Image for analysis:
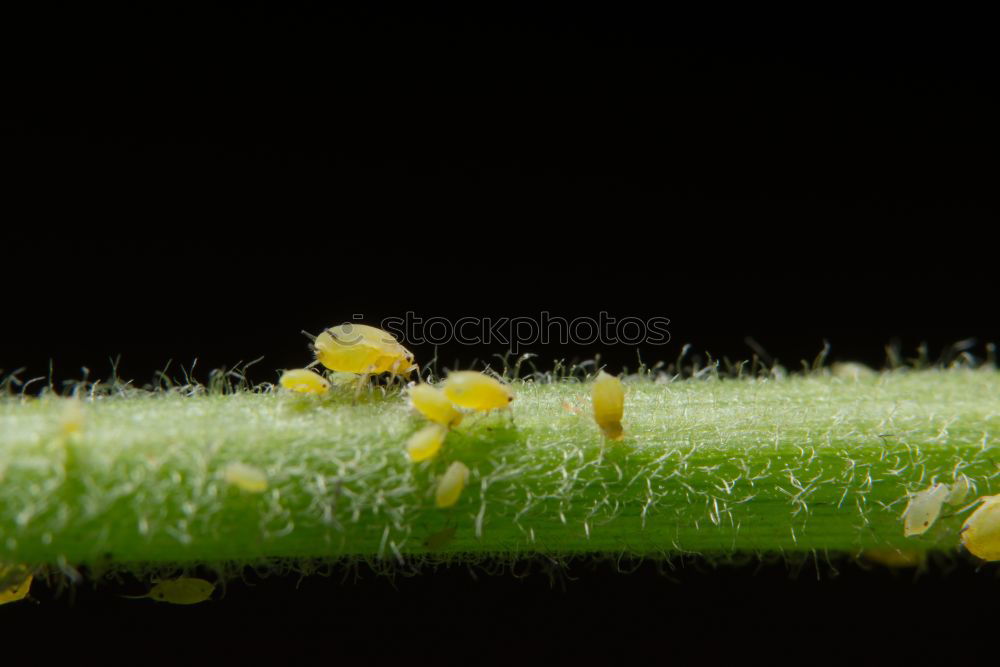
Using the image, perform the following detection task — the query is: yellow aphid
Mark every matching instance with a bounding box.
[902,483,950,537]
[961,494,1000,561]
[313,323,417,377]
[409,384,462,427]
[435,461,470,508]
[945,474,972,506]
[406,423,448,463]
[591,370,625,440]
[223,462,268,493]
[125,577,215,605]
[0,564,32,605]
[442,371,513,411]
[279,368,330,394]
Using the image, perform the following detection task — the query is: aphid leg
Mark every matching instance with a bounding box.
[300,330,317,342]
[389,362,413,392]
[352,373,370,401]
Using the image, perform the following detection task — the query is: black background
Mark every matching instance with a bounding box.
[1,4,997,663]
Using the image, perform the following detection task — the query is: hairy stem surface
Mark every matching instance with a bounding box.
[1,370,998,569]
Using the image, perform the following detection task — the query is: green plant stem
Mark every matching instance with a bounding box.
[1,369,998,568]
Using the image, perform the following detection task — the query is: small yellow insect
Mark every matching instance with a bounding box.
[441,371,513,411]
[124,577,215,605]
[406,423,448,463]
[435,461,470,508]
[223,462,268,493]
[902,483,950,537]
[312,324,418,377]
[0,564,32,605]
[961,494,1000,561]
[591,370,625,440]
[409,384,463,427]
[279,368,330,394]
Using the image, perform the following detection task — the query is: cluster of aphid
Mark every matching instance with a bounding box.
[279,323,421,396]
[902,475,1000,561]
[407,371,513,508]
[276,323,626,510]
[1,322,632,607]
[278,324,520,509]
